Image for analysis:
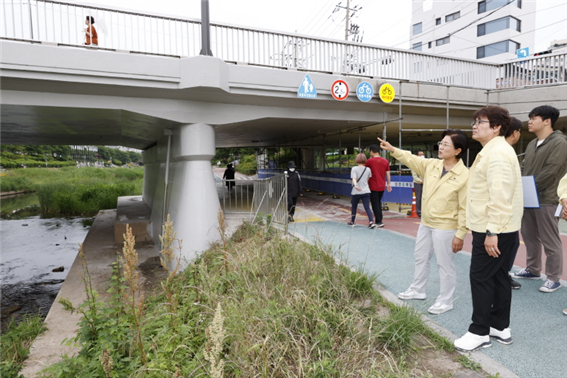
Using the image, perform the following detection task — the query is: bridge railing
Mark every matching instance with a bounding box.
[2,0,565,90]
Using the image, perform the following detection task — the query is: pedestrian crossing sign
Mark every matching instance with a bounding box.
[298,74,317,99]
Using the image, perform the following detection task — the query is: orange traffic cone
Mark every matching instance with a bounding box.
[409,189,419,218]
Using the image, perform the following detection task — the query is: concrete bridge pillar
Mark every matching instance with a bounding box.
[143,123,221,271]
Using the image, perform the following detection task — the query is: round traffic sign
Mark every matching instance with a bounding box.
[356,82,374,102]
[331,80,349,101]
[378,83,395,103]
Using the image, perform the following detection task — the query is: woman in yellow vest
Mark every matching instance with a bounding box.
[377,130,469,315]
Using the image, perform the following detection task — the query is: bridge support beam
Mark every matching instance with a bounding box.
[143,123,220,271]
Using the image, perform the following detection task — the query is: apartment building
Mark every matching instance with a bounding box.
[410,0,537,62]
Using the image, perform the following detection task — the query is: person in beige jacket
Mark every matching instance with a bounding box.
[454,106,523,353]
[377,129,469,315]
[558,173,567,316]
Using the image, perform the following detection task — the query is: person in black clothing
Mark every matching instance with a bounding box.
[223,163,235,191]
[287,161,303,222]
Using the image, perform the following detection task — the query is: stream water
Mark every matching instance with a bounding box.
[0,194,92,327]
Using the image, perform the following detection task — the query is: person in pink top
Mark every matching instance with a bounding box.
[365,144,392,227]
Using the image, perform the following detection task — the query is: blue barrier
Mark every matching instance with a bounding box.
[258,169,414,205]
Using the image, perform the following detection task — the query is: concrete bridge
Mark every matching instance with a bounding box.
[2,0,566,267]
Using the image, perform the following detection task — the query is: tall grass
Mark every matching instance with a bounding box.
[0,314,46,378]
[41,222,446,377]
[1,167,143,216]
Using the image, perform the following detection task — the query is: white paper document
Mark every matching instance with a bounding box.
[556,204,563,217]
[522,176,539,209]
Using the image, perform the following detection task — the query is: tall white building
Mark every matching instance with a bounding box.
[409,0,564,63]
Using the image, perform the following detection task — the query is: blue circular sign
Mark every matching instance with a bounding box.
[356,82,374,102]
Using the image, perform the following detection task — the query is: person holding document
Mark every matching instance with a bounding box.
[377,130,469,315]
[454,106,523,352]
[512,105,567,293]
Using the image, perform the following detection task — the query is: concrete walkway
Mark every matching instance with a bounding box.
[289,191,567,378]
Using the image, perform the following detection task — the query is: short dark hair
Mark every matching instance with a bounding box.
[528,105,559,128]
[506,117,522,137]
[86,16,95,24]
[442,129,469,160]
[369,144,380,153]
[473,106,510,136]
[355,153,368,164]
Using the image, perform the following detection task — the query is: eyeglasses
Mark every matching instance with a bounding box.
[437,141,453,148]
[471,119,490,126]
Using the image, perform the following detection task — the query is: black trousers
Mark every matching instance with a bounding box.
[288,195,298,216]
[469,231,519,336]
[370,190,384,223]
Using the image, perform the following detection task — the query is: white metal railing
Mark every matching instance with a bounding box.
[219,174,288,229]
[1,0,565,90]
[497,53,567,89]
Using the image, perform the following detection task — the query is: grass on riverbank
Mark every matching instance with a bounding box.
[39,220,467,378]
[0,314,46,378]
[0,167,143,216]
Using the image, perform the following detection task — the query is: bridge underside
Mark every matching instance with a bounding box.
[2,40,566,267]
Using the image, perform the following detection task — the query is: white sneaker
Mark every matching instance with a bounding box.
[428,302,453,315]
[397,289,426,300]
[489,327,513,345]
[454,332,491,352]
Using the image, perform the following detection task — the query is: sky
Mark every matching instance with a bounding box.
[78,0,567,55]
[81,0,415,49]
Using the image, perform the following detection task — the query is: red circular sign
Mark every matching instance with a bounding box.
[331,80,349,101]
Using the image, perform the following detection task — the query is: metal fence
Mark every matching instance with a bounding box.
[219,174,288,230]
[2,0,565,90]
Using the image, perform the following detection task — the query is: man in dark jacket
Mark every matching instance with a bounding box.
[513,105,567,293]
[223,163,236,191]
[287,161,303,222]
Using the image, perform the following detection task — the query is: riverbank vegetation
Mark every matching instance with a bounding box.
[1,145,142,169]
[0,314,46,377]
[36,220,482,378]
[0,167,143,217]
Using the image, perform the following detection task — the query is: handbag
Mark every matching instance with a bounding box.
[352,167,367,187]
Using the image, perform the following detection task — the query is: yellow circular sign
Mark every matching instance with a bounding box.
[378,83,395,103]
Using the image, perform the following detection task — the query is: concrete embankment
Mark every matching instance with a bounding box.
[20,209,159,377]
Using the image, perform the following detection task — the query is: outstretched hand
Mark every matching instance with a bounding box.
[377,137,394,152]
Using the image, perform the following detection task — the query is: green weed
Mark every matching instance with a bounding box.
[456,353,482,371]
[0,314,46,378]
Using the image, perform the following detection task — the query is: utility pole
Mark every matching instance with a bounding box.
[334,1,362,41]
[345,0,350,41]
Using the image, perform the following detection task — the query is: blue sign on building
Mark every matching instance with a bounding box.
[297,74,317,99]
[356,82,374,102]
[517,47,529,59]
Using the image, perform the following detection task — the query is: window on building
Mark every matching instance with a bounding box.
[478,0,521,14]
[477,16,521,36]
[413,22,423,35]
[436,36,450,46]
[445,11,460,22]
[412,42,423,51]
[477,40,520,59]
[436,18,441,25]
[428,41,432,48]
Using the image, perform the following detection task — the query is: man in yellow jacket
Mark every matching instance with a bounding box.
[454,106,523,352]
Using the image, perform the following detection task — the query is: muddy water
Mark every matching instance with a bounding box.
[0,194,92,325]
